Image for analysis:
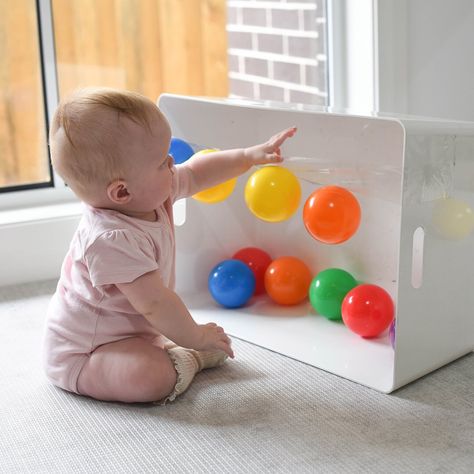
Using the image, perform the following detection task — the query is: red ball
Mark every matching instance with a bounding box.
[341,284,394,338]
[232,247,272,295]
[264,256,312,305]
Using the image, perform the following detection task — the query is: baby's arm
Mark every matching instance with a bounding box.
[183,126,296,196]
[116,270,234,358]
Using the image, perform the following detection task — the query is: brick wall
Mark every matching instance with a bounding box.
[227,0,328,106]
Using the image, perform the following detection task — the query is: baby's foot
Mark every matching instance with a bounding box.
[190,349,228,371]
[164,342,228,371]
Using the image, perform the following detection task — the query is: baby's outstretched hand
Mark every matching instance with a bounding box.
[195,323,235,358]
[244,126,297,166]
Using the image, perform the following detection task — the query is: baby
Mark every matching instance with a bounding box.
[43,87,296,404]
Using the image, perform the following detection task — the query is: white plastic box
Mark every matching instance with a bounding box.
[159,94,474,393]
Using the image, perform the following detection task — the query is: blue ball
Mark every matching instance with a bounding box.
[168,137,194,164]
[208,259,256,309]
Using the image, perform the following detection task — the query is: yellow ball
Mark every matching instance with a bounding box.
[432,197,474,240]
[192,149,237,204]
[245,166,301,222]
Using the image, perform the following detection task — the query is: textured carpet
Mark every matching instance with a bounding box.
[0,280,473,473]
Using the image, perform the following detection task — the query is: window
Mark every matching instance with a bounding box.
[1,0,333,201]
[0,0,339,287]
[0,0,50,191]
[0,0,228,200]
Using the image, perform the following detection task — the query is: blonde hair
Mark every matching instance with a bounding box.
[49,87,164,195]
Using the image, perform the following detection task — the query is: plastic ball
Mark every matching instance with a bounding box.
[208,259,255,309]
[389,319,396,349]
[308,268,357,321]
[341,284,394,338]
[264,256,312,305]
[168,137,194,164]
[245,166,301,222]
[232,247,272,295]
[432,197,474,240]
[303,185,361,244]
[192,149,237,203]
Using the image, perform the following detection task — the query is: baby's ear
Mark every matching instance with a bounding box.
[107,179,131,204]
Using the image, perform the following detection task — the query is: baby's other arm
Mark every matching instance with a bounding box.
[183,126,296,196]
[116,271,234,358]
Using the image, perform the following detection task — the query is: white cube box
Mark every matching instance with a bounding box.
[159,94,474,393]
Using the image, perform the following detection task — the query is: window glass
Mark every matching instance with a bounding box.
[51,0,229,100]
[0,0,329,194]
[0,0,50,189]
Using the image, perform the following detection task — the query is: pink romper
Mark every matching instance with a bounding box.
[42,166,192,394]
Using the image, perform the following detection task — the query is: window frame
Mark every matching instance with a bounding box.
[0,0,78,212]
[326,0,377,113]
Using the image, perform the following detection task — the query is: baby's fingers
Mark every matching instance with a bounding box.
[269,126,297,148]
[213,327,231,344]
[214,330,234,358]
[217,339,235,358]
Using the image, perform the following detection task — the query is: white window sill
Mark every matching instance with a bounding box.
[0,201,83,227]
[0,201,83,287]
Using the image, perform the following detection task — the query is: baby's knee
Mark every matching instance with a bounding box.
[128,350,177,402]
[78,344,177,403]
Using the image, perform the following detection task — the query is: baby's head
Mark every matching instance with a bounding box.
[50,87,172,209]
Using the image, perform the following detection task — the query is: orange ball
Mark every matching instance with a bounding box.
[303,185,361,244]
[264,256,312,305]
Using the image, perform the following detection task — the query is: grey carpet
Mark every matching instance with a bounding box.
[0,280,473,474]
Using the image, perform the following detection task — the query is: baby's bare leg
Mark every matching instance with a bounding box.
[77,337,177,403]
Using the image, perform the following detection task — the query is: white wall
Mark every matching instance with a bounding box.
[377,0,474,121]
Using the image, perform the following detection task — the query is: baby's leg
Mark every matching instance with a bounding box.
[77,337,177,403]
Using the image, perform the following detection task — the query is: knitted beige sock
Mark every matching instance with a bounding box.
[159,347,199,404]
[158,346,229,404]
[190,349,228,370]
[163,342,228,370]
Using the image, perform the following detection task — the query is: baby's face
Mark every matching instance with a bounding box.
[124,113,174,212]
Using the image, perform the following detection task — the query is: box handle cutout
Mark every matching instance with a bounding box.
[411,226,425,289]
[173,199,186,226]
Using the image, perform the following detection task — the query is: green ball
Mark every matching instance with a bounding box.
[309,268,357,320]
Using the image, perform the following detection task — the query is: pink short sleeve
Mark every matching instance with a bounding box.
[85,229,158,287]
